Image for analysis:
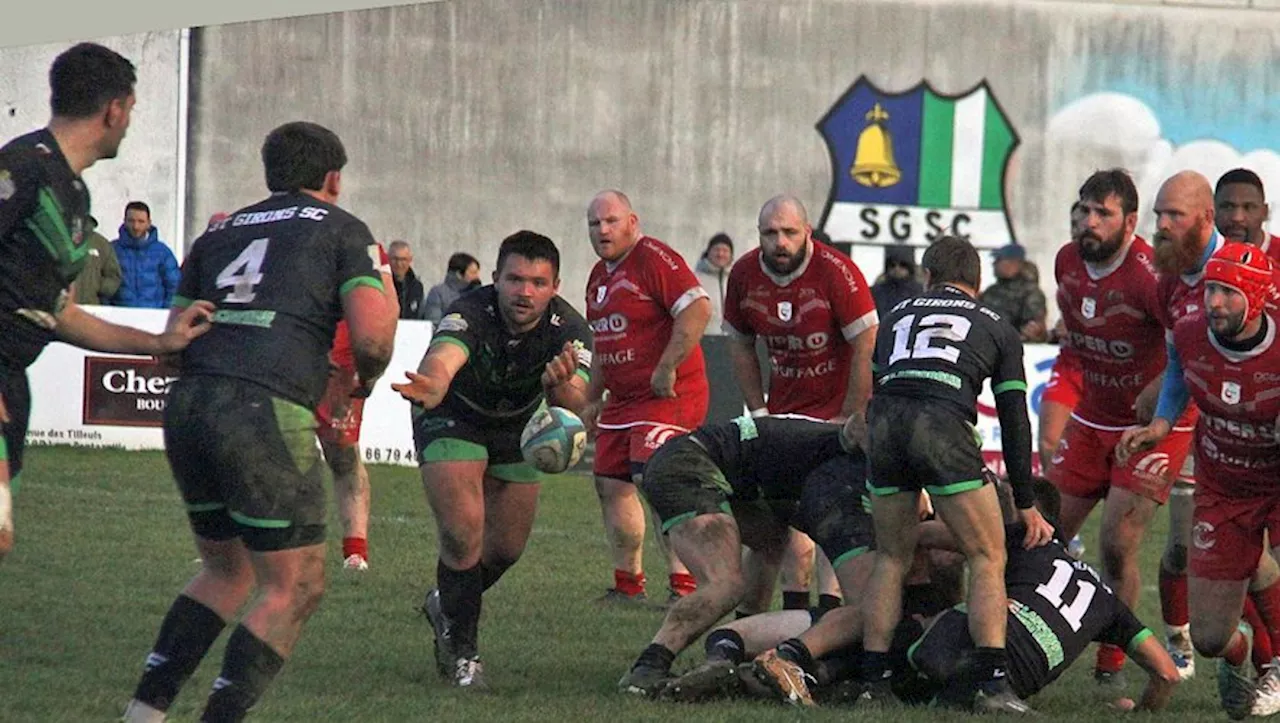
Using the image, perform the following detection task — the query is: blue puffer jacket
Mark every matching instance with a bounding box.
[111,224,181,309]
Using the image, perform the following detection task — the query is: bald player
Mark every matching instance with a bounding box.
[722,194,879,615]
[583,190,712,604]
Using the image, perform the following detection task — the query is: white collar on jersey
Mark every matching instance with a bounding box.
[1208,312,1275,363]
[1181,231,1225,287]
[757,238,815,287]
[1083,236,1135,281]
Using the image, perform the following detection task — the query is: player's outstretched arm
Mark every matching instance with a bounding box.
[55,299,215,355]
[1128,633,1181,711]
[542,341,591,416]
[652,297,711,398]
[391,342,467,411]
[344,284,397,395]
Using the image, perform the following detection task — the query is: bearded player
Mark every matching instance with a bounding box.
[1047,169,1195,691]
[1121,242,1280,719]
[721,195,878,615]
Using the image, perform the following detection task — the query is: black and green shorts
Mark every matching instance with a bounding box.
[640,435,732,532]
[865,395,988,499]
[794,453,876,570]
[411,407,540,484]
[164,375,326,552]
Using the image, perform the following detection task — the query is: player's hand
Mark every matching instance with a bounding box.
[156,300,216,352]
[1018,506,1054,549]
[650,363,677,398]
[391,371,436,407]
[578,399,603,439]
[542,342,579,390]
[1021,320,1047,342]
[917,490,935,521]
[1116,419,1172,466]
[840,413,867,452]
[1132,385,1160,425]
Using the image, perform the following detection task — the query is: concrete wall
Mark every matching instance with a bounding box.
[185,0,1280,319]
[0,32,184,258]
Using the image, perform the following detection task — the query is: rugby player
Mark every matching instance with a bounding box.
[392,231,592,688]
[1216,168,1280,264]
[122,121,397,722]
[583,190,711,604]
[0,43,215,562]
[1048,170,1196,688]
[856,234,1053,714]
[723,194,878,613]
[1122,241,1280,719]
[616,414,867,696]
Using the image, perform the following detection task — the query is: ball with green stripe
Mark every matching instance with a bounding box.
[520,406,587,474]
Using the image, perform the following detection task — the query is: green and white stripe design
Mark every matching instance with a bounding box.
[917,86,1016,211]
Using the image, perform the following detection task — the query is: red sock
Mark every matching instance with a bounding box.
[1244,597,1273,671]
[1159,566,1189,627]
[614,569,646,596]
[669,572,697,597]
[1250,580,1280,659]
[1095,643,1126,674]
[342,537,367,560]
[1225,628,1250,667]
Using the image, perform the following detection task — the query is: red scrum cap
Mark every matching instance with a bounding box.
[1205,241,1274,323]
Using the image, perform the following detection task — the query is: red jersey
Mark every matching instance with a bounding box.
[1261,234,1280,266]
[1055,237,1169,429]
[1172,310,1280,497]
[330,242,391,370]
[586,235,710,426]
[722,240,878,419]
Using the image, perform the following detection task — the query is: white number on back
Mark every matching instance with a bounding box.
[215,237,270,303]
[887,313,973,366]
[1034,558,1097,632]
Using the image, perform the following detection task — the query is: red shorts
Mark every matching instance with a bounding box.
[1041,354,1083,409]
[1189,484,1280,581]
[315,363,365,448]
[1048,418,1192,504]
[593,423,692,481]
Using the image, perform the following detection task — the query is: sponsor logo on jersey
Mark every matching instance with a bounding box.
[437,313,468,333]
[777,301,793,322]
[590,313,628,334]
[1081,297,1096,319]
[596,285,607,304]
[1192,521,1216,551]
[816,76,1019,247]
[1221,381,1241,405]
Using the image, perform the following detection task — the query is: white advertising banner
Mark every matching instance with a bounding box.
[25,306,1066,471]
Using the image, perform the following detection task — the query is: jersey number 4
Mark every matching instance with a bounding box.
[216,238,269,303]
[1035,558,1097,632]
[887,313,972,365]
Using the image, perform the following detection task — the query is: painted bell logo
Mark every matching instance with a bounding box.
[777,301,793,322]
[816,77,1019,247]
[1221,381,1241,405]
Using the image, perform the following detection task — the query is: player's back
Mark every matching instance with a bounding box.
[692,415,851,499]
[177,193,381,409]
[872,285,1021,424]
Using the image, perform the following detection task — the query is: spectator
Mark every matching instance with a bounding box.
[110,201,179,308]
[870,244,923,315]
[979,243,1048,342]
[694,233,734,336]
[73,214,122,305]
[387,240,428,319]
[422,250,480,323]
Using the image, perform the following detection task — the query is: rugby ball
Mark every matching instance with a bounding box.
[520,406,588,474]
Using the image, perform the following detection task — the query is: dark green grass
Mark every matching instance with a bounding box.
[0,447,1230,721]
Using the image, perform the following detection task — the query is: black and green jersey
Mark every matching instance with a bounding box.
[691,415,857,502]
[174,192,384,409]
[0,129,93,370]
[430,286,592,423]
[1003,522,1151,698]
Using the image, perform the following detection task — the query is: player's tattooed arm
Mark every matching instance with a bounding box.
[391,342,467,410]
[652,297,711,398]
[57,299,215,355]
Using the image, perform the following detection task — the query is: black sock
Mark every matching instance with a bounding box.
[818,593,843,611]
[814,647,862,686]
[133,595,227,711]
[199,625,285,723]
[859,650,893,683]
[777,638,817,675]
[479,561,511,592]
[704,629,746,665]
[971,646,1009,686]
[782,591,810,610]
[437,559,483,657]
[635,643,676,673]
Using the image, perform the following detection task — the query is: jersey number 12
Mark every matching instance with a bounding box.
[887,313,972,366]
[216,238,270,303]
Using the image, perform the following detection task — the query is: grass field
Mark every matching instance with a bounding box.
[0,446,1240,721]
